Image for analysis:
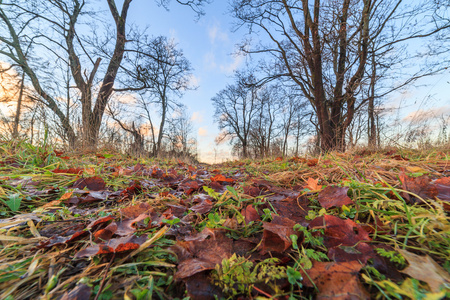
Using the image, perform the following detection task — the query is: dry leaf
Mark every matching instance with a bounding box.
[397,249,450,292]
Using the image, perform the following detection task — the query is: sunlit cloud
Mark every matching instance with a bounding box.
[198,127,208,136]
[402,106,450,124]
[191,111,204,123]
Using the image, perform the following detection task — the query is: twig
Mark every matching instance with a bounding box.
[94,253,115,300]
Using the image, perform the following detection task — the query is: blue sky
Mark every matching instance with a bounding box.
[102,1,449,162]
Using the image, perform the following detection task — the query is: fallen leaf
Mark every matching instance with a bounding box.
[75,235,148,258]
[94,222,117,243]
[399,173,438,203]
[115,214,149,236]
[242,205,260,223]
[397,249,450,293]
[309,215,371,248]
[269,196,310,226]
[52,168,84,175]
[72,176,106,191]
[304,177,322,191]
[121,203,154,219]
[171,229,233,279]
[318,186,353,209]
[210,174,234,183]
[260,215,300,254]
[301,261,369,300]
[307,159,318,167]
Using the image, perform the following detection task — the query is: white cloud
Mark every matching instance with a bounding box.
[191,111,204,123]
[402,105,450,124]
[220,54,245,74]
[208,23,229,45]
[198,127,208,136]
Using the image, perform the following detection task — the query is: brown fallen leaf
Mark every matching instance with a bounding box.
[210,174,234,183]
[302,260,369,300]
[115,214,149,236]
[397,249,450,293]
[309,215,371,249]
[72,176,106,191]
[75,235,147,258]
[304,177,322,191]
[260,215,300,254]
[93,222,117,243]
[120,202,154,219]
[318,186,353,209]
[242,204,260,223]
[399,173,438,203]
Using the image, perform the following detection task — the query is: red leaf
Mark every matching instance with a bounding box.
[210,174,235,183]
[260,215,300,254]
[72,176,106,191]
[301,261,369,299]
[308,215,371,249]
[242,205,260,223]
[399,173,438,203]
[94,222,117,243]
[52,168,84,175]
[87,216,114,229]
[75,235,147,258]
[318,186,353,209]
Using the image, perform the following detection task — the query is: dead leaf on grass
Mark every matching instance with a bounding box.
[72,176,106,191]
[397,249,450,293]
[318,186,353,209]
[302,260,369,300]
[260,215,300,254]
[304,177,322,191]
[75,235,147,258]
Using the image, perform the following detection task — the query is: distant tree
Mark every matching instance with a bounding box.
[117,36,195,156]
[165,109,197,159]
[212,72,259,158]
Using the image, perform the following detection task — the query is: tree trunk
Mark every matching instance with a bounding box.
[12,71,25,138]
[368,52,377,147]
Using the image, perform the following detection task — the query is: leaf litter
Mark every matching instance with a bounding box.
[0,142,449,299]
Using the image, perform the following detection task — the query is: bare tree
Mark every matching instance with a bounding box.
[212,72,260,158]
[118,36,195,156]
[230,0,450,151]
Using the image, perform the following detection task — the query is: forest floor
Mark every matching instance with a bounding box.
[0,140,449,300]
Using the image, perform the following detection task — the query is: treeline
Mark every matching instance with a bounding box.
[1,0,449,161]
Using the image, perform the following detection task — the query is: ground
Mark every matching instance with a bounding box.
[0,141,449,299]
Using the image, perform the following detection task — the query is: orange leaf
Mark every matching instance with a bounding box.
[304,177,322,191]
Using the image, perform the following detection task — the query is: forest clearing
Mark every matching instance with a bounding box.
[0,141,449,299]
